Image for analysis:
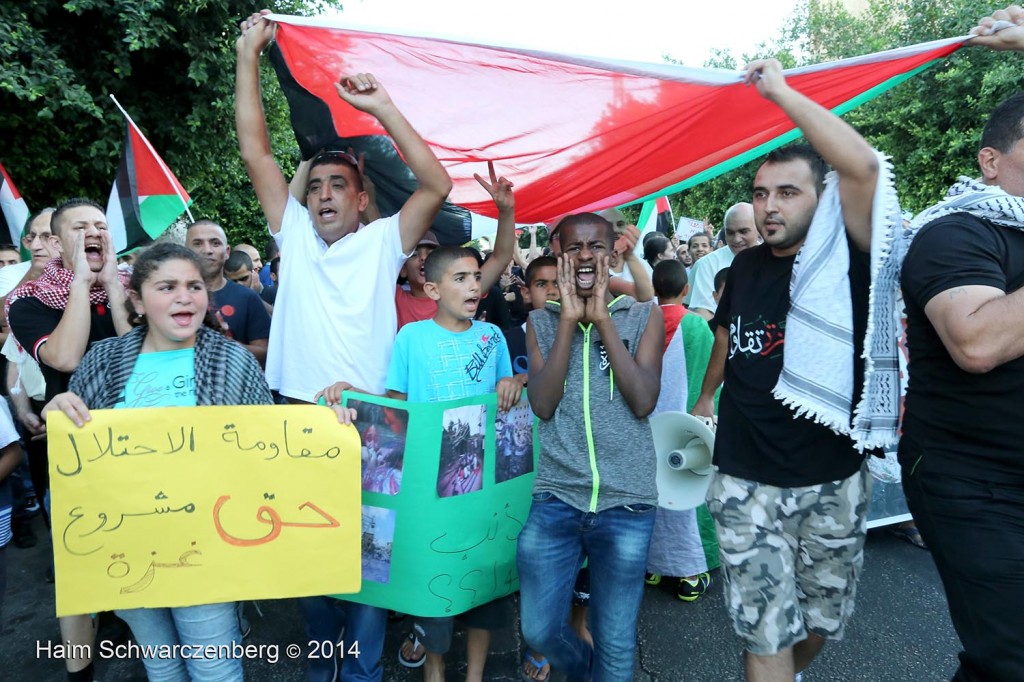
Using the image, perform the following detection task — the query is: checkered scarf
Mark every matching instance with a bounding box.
[773,150,903,452]
[5,257,131,315]
[69,325,273,408]
[906,176,1024,235]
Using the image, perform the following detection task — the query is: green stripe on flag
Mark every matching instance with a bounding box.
[139,195,190,239]
[635,199,656,232]
[621,58,946,207]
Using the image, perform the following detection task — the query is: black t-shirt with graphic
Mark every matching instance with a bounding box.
[899,213,1024,484]
[712,238,868,487]
[9,296,119,401]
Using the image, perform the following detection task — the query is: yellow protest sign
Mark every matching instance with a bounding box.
[48,405,361,617]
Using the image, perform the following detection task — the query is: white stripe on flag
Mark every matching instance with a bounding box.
[0,178,28,246]
[106,182,128,253]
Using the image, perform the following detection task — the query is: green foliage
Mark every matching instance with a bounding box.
[0,0,341,247]
[667,0,1023,220]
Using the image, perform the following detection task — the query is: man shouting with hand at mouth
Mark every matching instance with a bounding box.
[7,197,131,682]
[518,212,664,682]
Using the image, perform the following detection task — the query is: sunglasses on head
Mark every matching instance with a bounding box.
[311,149,360,169]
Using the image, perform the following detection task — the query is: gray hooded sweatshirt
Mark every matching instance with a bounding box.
[529,296,658,513]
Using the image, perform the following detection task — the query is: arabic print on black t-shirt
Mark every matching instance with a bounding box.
[711,240,867,488]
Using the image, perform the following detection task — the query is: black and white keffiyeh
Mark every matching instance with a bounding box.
[69,326,273,408]
[906,176,1024,234]
[773,150,903,452]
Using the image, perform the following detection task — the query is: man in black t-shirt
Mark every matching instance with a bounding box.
[692,60,879,682]
[186,220,270,366]
[8,197,130,682]
[898,11,1024,680]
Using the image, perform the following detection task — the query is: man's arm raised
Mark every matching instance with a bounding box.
[744,59,878,252]
[332,73,452,253]
[236,11,289,234]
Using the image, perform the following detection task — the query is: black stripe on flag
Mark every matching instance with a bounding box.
[117,127,152,251]
[267,45,471,246]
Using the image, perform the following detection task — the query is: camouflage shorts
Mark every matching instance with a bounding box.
[706,464,870,655]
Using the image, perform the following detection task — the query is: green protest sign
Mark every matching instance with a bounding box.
[335,391,537,617]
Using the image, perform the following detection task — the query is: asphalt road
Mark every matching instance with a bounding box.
[1,514,959,681]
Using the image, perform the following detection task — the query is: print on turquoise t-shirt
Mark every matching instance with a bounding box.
[114,348,197,408]
[386,319,512,403]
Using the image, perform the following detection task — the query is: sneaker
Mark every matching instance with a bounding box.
[644,572,662,586]
[676,572,712,602]
[22,495,40,516]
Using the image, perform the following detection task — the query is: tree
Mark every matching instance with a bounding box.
[668,0,1023,221]
[0,0,341,247]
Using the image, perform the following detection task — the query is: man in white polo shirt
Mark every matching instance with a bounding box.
[688,203,758,320]
[235,11,452,682]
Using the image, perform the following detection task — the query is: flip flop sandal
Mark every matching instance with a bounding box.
[521,651,551,682]
[398,631,426,668]
[887,525,928,550]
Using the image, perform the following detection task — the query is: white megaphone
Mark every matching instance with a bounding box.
[649,411,716,511]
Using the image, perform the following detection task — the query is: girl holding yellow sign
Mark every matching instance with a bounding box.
[44,242,273,681]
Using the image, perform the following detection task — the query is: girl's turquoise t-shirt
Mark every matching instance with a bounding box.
[113,348,197,408]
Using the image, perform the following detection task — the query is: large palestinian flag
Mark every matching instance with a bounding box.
[0,162,29,247]
[264,13,968,242]
[106,107,192,253]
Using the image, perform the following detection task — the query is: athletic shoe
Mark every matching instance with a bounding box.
[22,495,40,515]
[644,572,662,586]
[676,572,712,602]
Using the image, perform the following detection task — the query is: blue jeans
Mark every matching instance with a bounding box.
[298,597,386,682]
[115,602,241,681]
[517,493,656,682]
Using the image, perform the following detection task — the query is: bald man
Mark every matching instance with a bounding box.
[688,203,758,319]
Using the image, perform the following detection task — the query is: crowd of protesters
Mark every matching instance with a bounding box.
[1,5,1023,682]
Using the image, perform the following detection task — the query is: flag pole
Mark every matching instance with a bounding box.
[109,94,195,224]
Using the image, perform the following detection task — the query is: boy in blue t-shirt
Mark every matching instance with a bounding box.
[321,245,520,682]
[386,245,519,407]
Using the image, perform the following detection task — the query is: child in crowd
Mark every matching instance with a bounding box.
[395,163,517,329]
[321,244,522,682]
[43,243,273,680]
[644,259,720,601]
[709,267,730,332]
[518,213,663,681]
[504,255,559,385]
[504,256,591,682]
[712,266,729,308]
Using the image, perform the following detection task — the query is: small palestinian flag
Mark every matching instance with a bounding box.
[636,196,674,238]
[0,162,29,247]
[106,103,191,253]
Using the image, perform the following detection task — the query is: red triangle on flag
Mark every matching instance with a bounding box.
[128,124,189,200]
